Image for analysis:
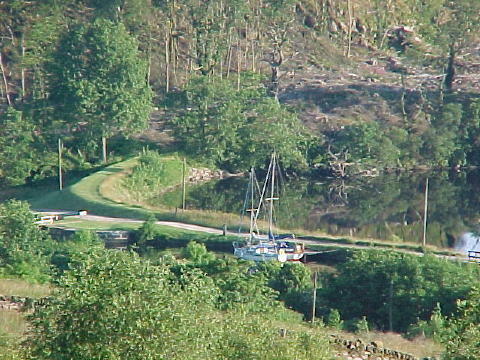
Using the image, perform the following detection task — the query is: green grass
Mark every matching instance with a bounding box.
[0,311,27,340]
[28,158,157,219]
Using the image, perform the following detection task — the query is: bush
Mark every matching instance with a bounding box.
[319,250,480,332]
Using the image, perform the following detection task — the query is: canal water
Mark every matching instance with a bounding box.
[158,169,480,253]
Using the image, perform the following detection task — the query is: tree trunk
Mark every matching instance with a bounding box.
[444,44,456,92]
[0,52,12,105]
[165,31,170,93]
[237,40,241,90]
[346,0,353,57]
[270,65,280,101]
[21,34,26,101]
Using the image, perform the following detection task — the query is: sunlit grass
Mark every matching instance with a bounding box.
[0,311,27,339]
[0,279,50,298]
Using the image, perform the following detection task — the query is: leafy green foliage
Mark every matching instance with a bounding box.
[50,230,104,274]
[133,214,158,250]
[406,303,446,342]
[319,250,480,332]
[48,18,153,160]
[122,150,183,202]
[421,103,463,167]
[0,108,35,186]
[326,308,344,329]
[167,75,309,171]
[181,241,216,264]
[178,244,280,313]
[332,121,401,168]
[0,200,53,283]
[441,287,480,359]
[26,249,333,360]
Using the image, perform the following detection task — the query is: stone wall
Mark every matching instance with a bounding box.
[0,295,33,311]
[330,335,437,360]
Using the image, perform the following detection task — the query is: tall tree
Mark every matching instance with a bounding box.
[167,75,309,171]
[48,18,153,161]
[0,107,35,186]
[261,0,297,100]
[437,0,480,92]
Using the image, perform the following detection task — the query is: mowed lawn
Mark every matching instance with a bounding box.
[29,158,159,220]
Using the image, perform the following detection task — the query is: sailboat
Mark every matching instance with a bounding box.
[232,153,305,262]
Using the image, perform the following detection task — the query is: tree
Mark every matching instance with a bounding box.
[0,200,53,283]
[436,0,480,92]
[320,250,479,332]
[260,0,297,100]
[167,74,309,171]
[0,107,35,186]
[185,0,245,76]
[133,214,158,250]
[27,250,220,360]
[26,249,333,360]
[181,241,216,264]
[420,103,462,167]
[48,18,153,161]
[331,122,401,169]
[441,287,480,359]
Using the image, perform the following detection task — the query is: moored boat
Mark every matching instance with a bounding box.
[233,153,304,262]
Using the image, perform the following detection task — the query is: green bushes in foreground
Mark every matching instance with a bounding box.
[26,249,332,360]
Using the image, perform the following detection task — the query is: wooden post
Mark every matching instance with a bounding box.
[311,271,317,323]
[182,158,186,211]
[422,178,429,248]
[388,279,393,332]
[58,138,63,191]
[102,136,107,163]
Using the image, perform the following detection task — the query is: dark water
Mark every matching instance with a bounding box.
[163,170,480,251]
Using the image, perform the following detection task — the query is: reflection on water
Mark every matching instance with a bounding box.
[157,169,480,250]
[455,233,480,255]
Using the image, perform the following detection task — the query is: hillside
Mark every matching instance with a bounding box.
[1,0,480,186]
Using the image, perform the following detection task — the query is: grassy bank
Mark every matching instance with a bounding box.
[22,155,463,259]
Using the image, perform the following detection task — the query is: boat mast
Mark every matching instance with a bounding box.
[268,152,276,239]
[249,167,255,242]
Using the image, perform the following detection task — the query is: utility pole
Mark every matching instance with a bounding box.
[311,271,317,324]
[422,178,429,248]
[182,158,186,211]
[58,138,63,191]
[102,136,107,163]
[388,279,393,332]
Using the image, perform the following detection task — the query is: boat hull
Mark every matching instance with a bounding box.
[233,245,288,263]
